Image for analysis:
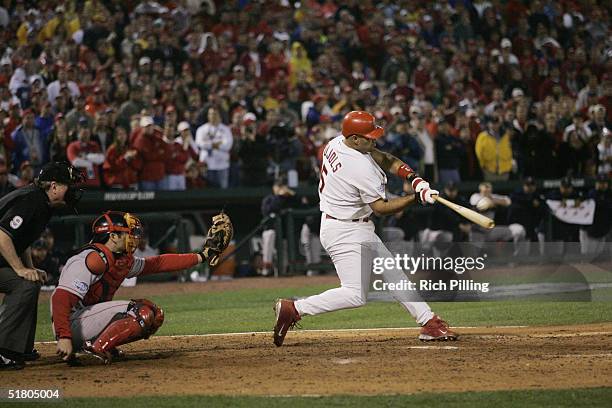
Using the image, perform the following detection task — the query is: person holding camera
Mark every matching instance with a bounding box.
[237,113,268,186]
[264,109,302,177]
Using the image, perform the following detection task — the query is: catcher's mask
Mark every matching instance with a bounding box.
[91,211,143,254]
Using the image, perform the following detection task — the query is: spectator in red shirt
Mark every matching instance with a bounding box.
[132,116,169,191]
[263,41,288,81]
[66,119,104,188]
[103,126,142,190]
[162,121,197,191]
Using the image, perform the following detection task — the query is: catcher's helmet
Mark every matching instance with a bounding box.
[91,211,143,253]
[341,111,384,140]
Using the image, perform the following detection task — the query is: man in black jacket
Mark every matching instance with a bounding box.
[435,118,465,184]
[509,177,546,242]
[0,162,83,369]
[260,177,301,276]
[579,174,611,255]
[543,177,582,242]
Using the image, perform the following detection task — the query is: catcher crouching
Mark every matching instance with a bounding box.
[51,211,232,364]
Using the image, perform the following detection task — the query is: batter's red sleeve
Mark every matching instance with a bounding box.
[51,288,80,339]
[140,254,200,276]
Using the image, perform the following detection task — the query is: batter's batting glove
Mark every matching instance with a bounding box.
[407,173,430,194]
[415,188,439,205]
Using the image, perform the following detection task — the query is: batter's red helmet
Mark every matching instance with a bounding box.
[341,111,384,140]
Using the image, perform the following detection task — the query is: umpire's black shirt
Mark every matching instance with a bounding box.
[0,185,53,268]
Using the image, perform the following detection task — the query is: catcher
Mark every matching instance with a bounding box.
[51,210,232,364]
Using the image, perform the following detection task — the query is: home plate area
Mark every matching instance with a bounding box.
[5,323,612,397]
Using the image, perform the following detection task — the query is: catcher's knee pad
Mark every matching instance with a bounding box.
[129,298,165,339]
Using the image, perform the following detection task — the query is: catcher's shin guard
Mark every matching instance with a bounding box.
[84,299,164,363]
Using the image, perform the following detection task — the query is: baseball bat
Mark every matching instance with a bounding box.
[433,195,495,229]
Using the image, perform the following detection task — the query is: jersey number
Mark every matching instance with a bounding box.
[319,165,328,193]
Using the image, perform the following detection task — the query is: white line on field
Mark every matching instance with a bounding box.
[407,346,459,350]
[34,325,528,345]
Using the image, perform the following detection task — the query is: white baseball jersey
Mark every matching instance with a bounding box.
[55,249,145,300]
[319,135,387,220]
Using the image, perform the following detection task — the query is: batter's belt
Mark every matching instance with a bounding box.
[325,214,370,223]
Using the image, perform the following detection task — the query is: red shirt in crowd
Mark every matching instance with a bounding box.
[165,140,196,176]
[263,52,288,81]
[103,146,143,188]
[132,129,169,182]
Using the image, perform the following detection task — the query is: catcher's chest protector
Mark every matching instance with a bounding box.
[82,243,135,306]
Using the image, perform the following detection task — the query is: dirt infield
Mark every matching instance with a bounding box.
[5,323,612,397]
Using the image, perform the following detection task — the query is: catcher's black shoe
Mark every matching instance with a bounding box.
[273,299,301,347]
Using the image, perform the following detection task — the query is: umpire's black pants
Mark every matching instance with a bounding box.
[0,267,40,356]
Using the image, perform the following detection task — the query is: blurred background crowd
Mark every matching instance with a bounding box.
[0,0,610,194]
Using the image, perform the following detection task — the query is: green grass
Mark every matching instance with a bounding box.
[35,283,612,341]
[23,388,612,408]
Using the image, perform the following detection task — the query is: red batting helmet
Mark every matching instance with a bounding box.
[341,111,384,140]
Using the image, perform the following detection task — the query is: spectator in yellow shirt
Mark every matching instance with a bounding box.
[475,116,513,181]
[39,6,81,42]
[16,9,40,46]
[289,42,313,87]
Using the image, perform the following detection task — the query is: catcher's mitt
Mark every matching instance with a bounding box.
[200,212,234,267]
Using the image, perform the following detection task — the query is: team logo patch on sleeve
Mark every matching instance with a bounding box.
[73,280,89,294]
[9,216,23,229]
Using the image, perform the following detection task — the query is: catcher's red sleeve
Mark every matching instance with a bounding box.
[140,253,199,276]
[51,288,80,339]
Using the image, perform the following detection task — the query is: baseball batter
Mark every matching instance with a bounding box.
[273,111,457,346]
[52,211,232,364]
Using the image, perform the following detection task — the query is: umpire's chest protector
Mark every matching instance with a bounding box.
[82,243,135,306]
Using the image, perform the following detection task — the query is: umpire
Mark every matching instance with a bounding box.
[0,162,84,369]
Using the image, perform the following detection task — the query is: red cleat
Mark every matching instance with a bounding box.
[273,299,301,347]
[419,315,458,341]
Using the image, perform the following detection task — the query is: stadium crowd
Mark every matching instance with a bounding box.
[0,0,610,194]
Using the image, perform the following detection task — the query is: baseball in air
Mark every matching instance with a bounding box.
[476,197,493,211]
